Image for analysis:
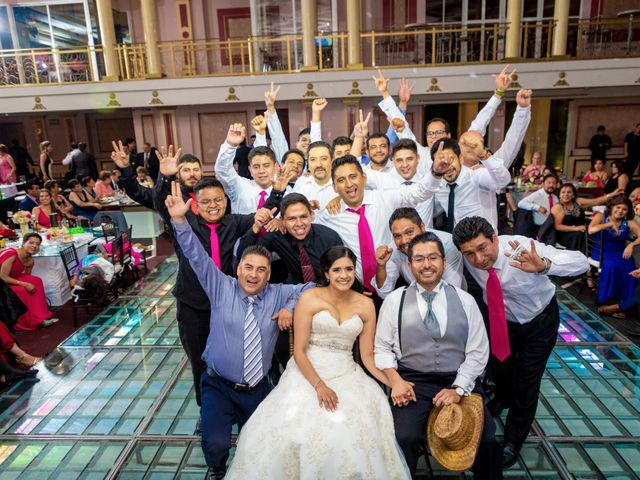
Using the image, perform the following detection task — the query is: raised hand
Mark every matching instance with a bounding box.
[265,217,286,234]
[264,81,280,112]
[312,98,328,113]
[493,65,516,92]
[376,245,393,267]
[372,68,390,97]
[506,239,547,273]
[110,140,130,168]
[387,117,406,134]
[158,145,183,177]
[272,163,297,192]
[516,89,533,108]
[353,109,372,139]
[431,141,450,176]
[250,114,268,136]
[164,181,191,222]
[226,123,246,148]
[398,78,414,106]
[252,207,277,234]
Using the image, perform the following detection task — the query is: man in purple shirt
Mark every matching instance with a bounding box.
[165,181,312,480]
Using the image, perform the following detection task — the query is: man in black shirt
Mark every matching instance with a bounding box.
[8,139,35,179]
[588,125,612,161]
[624,122,640,176]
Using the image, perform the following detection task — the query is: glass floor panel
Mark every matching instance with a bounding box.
[1,255,638,478]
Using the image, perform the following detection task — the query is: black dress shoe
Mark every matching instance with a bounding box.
[205,467,226,480]
[195,414,202,435]
[502,442,521,468]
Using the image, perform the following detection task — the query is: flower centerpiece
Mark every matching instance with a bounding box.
[12,211,32,236]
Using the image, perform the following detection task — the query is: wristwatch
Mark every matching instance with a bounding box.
[537,257,552,275]
[452,385,467,397]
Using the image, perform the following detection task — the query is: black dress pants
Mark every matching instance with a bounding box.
[176,300,211,406]
[489,297,559,447]
[391,371,502,480]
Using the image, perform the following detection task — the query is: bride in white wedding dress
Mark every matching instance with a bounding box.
[225,246,410,479]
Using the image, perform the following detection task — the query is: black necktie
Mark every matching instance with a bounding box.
[296,241,316,283]
[445,183,457,233]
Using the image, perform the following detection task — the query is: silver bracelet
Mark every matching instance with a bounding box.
[537,257,552,275]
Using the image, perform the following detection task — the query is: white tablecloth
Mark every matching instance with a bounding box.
[32,243,90,307]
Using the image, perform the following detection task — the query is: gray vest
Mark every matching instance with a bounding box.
[398,283,469,374]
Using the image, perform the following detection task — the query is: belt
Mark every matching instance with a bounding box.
[206,367,263,391]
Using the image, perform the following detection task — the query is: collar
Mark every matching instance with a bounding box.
[492,240,508,271]
[286,226,314,246]
[415,280,445,295]
[27,194,38,202]
[241,288,263,303]
[341,190,374,213]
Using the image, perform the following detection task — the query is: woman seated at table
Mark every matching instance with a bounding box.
[0,233,58,330]
[44,180,76,221]
[68,178,102,221]
[93,170,115,199]
[588,197,640,319]
[136,166,153,188]
[604,160,631,196]
[551,183,623,251]
[582,158,609,189]
[32,189,62,229]
[81,176,100,202]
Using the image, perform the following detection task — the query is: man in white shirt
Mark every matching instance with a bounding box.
[215,124,292,215]
[374,207,464,298]
[292,141,335,210]
[332,136,352,160]
[431,138,511,232]
[313,155,443,293]
[374,232,500,479]
[452,216,588,467]
[517,174,559,226]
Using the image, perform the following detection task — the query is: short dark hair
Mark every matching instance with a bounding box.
[366,133,390,150]
[332,136,352,148]
[317,246,362,291]
[597,125,605,131]
[178,153,201,166]
[26,179,42,192]
[389,207,423,230]
[22,232,42,245]
[68,179,80,190]
[590,158,605,171]
[78,142,87,151]
[280,193,312,216]
[426,117,451,134]
[392,138,418,158]
[559,182,577,200]
[124,137,135,146]
[307,141,332,158]
[240,245,272,263]
[452,216,495,249]
[193,177,225,196]
[298,128,311,139]
[543,173,558,183]
[81,176,93,187]
[249,146,277,165]
[430,138,460,158]
[331,154,363,180]
[407,232,445,260]
[282,148,305,163]
[611,159,626,173]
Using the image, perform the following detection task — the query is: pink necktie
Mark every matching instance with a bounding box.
[548,194,554,210]
[257,190,268,237]
[206,223,222,269]
[486,268,510,362]
[346,205,376,292]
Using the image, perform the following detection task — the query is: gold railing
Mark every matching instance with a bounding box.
[0,17,638,86]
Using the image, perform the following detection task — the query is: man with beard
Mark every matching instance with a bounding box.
[517,173,559,227]
[292,141,336,209]
[374,207,463,297]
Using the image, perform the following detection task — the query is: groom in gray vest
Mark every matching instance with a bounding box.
[374,232,502,479]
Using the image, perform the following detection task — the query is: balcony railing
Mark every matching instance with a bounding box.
[0,17,638,87]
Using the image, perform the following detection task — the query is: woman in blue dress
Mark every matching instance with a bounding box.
[588,197,640,318]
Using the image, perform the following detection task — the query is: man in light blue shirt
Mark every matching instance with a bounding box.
[165,181,312,479]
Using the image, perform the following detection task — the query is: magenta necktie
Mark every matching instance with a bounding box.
[206,223,222,270]
[346,205,376,292]
[547,194,554,210]
[486,268,510,362]
[257,191,268,237]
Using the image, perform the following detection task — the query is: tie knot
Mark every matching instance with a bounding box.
[259,191,267,199]
[449,183,457,190]
[346,205,365,216]
[246,295,256,304]
[403,180,414,185]
[421,290,436,304]
[206,223,220,232]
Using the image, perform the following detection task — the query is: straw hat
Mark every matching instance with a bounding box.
[427,393,484,472]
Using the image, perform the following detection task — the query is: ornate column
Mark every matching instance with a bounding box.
[346,0,362,69]
[301,0,318,70]
[504,0,523,59]
[552,0,570,56]
[141,0,162,77]
[95,0,119,80]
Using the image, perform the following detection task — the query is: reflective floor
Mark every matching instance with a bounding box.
[0,256,638,479]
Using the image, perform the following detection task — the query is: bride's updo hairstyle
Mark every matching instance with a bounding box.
[318,246,364,293]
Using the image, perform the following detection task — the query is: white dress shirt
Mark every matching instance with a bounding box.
[363,161,395,174]
[313,175,441,282]
[310,121,322,143]
[518,188,559,226]
[62,148,80,166]
[374,280,489,394]
[215,142,290,214]
[373,229,464,297]
[435,155,512,230]
[464,235,589,324]
[291,175,336,210]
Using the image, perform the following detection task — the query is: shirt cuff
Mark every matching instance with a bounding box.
[453,373,475,394]
[374,353,398,371]
[171,219,190,232]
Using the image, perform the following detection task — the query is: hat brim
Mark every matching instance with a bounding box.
[427,393,484,472]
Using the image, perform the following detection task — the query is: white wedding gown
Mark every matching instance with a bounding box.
[225,310,410,480]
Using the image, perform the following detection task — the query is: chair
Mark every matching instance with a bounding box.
[580,231,605,294]
[120,226,140,282]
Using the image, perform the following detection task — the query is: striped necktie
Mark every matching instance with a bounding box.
[243,296,263,387]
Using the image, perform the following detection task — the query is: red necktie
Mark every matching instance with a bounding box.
[257,191,268,237]
[486,267,510,362]
[206,223,222,269]
[548,194,554,210]
[188,192,199,215]
[346,205,376,292]
[297,242,316,283]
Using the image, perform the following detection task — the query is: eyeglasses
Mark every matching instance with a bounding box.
[197,197,225,206]
[426,130,447,137]
[410,254,443,264]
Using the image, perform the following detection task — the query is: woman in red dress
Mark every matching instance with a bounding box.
[0,233,58,331]
[32,189,62,229]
